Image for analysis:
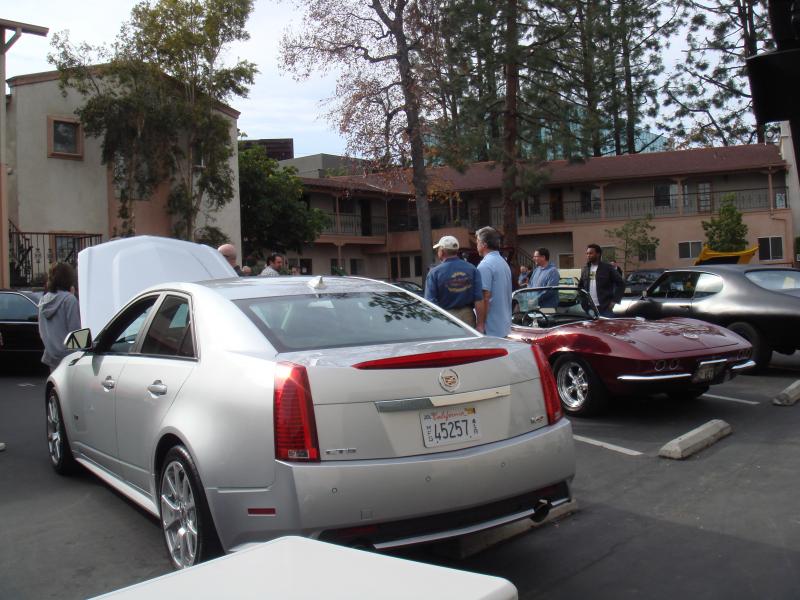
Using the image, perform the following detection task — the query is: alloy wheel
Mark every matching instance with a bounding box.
[160,460,198,569]
[46,393,62,466]
[557,360,589,410]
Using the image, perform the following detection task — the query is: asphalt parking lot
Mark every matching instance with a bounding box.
[2,354,800,599]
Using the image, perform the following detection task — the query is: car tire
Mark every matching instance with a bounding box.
[727,322,771,372]
[46,388,78,475]
[553,354,608,417]
[159,445,222,569]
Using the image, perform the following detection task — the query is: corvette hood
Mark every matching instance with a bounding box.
[581,317,739,354]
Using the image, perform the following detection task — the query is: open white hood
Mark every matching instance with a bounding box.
[78,236,237,335]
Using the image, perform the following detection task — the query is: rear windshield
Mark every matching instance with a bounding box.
[745,270,800,291]
[235,292,474,352]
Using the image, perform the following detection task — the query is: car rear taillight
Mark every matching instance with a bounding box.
[532,346,562,425]
[274,363,320,462]
[352,348,508,370]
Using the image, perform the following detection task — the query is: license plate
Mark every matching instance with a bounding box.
[420,406,481,448]
[693,362,720,383]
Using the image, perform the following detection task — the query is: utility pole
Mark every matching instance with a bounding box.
[0,19,48,288]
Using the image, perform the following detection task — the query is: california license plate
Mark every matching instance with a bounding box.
[693,362,720,383]
[420,406,481,448]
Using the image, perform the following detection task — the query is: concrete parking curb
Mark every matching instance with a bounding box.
[773,380,800,406]
[439,499,579,559]
[659,419,731,460]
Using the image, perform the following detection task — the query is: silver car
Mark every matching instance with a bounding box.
[46,249,574,570]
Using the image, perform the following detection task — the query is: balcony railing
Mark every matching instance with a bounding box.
[321,212,387,236]
[8,222,103,288]
[520,187,789,225]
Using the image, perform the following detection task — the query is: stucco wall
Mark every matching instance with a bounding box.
[8,74,241,251]
[9,79,109,235]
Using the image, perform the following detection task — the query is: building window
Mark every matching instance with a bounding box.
[601,246,617,261]
[330,258,344,275]
[287,258,312,275]
[678,241,703,259]
[349,258,365,275]
[758,236,783,261]
[400,256,411,278]
[414,255,422,276]
[638,245,656,262]
[697,182,712,212]
[654,182,686,209]
[775,191,787,209]
[390,257,399,279]
[48,116,83,159]
[580,188,601,213]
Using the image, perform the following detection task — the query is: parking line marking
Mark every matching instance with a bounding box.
[573,435,643,456]
[702,393,759,405]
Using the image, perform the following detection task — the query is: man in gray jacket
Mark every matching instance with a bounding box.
[38,263,82,372]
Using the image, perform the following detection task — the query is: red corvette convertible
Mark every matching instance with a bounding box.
[508,287,754,416]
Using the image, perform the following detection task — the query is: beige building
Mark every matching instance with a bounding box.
[286,143,796,283]
[5,70,241,286]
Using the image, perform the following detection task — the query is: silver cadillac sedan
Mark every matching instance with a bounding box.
[46,249,575,570]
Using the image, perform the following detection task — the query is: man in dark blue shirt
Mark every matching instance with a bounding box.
[425,235,483,327]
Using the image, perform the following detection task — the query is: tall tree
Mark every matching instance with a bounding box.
[50,0,257,241]
[238,146,330,256]
[282,0,436,272]
[661,0,775,146]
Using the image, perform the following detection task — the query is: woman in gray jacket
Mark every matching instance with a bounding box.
[38,263,82,371]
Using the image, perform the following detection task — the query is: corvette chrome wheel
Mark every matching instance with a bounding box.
[161,459,199,569]
[553,355,608,417]
[556,360,589,410]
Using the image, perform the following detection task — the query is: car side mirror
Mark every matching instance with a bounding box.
[64,328,93,350]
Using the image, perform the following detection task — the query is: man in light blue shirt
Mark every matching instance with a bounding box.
[530,247,560,308]
[475,226,512,337]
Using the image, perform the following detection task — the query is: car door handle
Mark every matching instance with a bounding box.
[102,376,115,390]
[678,304,691,309]
[147,380,168,396]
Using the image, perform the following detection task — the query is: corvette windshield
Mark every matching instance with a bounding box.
[236,291,474,351]
[745,270,800,291]
[512,287,598,327]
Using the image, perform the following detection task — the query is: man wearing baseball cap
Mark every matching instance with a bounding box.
[424,235,483,327]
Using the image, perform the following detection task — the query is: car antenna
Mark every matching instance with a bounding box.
[307,275,326,290]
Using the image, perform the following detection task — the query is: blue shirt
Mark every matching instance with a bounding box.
[477,251,513,337]
[425,257,483,309]
[530,263,560,308]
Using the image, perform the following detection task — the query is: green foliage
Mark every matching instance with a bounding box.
[605,216,659,272]
[702,196,748,251]
[238,146,330,256]
[660,0,776,146]
[49,0,257,240]
[195,226,230,248]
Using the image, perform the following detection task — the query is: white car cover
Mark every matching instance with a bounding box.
[78,236,237,335]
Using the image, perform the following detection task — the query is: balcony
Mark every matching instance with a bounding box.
[319,212,387,241]
[520,187,789,225]
[8,223,103,287]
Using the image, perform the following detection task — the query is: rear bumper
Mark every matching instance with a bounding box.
[208,418,575,552]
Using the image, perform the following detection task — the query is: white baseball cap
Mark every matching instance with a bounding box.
[433,235,459,250]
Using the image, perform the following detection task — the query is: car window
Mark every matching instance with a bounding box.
[236,292,473,352]
[693,273,723,299]
[0,293,37,321]
[745,269,800,291]
[648,272,700,299]
[140,295,195,358]
[101,297,158,354]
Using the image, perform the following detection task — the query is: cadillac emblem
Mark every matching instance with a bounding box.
[439,368,460,392]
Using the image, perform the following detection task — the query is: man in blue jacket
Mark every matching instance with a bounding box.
[529,247,560,308]
[425,236,483,327]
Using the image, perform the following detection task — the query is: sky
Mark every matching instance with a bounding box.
[2,0,348,157]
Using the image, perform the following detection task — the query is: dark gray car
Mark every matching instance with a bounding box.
[615,265,800,370]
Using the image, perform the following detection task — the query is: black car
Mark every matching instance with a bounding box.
[615,265,800,370]
[0,290,44,371]
[623,268,665,297]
